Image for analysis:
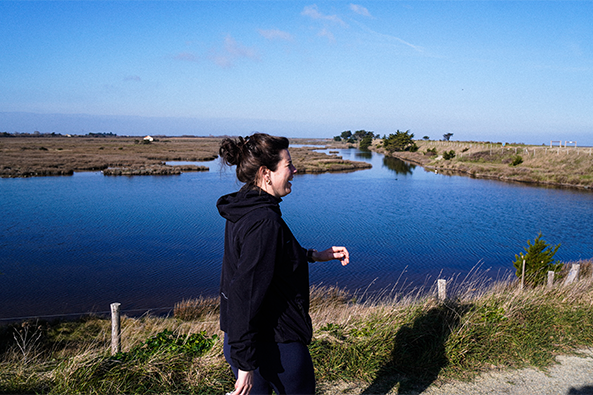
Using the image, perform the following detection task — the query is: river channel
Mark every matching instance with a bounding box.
[1,148,592,320]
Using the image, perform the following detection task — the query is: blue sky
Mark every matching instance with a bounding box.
[1,1,592,145]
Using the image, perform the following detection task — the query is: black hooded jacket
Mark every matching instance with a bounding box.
[216,187,312,371]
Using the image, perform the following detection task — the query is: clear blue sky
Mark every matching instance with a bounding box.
[1,1,592,145]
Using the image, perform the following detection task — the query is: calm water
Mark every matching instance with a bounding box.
[1,149,593,320]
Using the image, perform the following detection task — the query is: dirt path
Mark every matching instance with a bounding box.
[321,349,593,394]
[421,349,593,395]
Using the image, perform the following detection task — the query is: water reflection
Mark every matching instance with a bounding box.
[355,150,373,160]
[382,156,416,175]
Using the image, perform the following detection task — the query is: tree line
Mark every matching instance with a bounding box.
[334,130,455,152]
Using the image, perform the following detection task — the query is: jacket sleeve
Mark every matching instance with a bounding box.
[226,217,281,371]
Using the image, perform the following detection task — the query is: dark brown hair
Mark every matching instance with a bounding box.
[219,133,289,186]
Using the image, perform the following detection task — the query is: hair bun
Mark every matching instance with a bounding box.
[219,138,242,166]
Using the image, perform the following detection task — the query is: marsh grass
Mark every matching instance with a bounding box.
[0,136,368,178]
[0,136,222,177]
[1,261,592,394]
[381,140,593,189]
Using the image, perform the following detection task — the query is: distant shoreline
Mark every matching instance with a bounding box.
[373,140,593,191]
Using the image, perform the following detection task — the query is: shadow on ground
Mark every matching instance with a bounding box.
[568,385,593,394]
[360,301,471,395]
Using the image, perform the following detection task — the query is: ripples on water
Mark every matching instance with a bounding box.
[1,149,592,319]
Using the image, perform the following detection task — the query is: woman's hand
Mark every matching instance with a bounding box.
[313,246,350,266]
[230,369,253,395]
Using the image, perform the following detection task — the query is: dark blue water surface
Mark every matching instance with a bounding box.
[1,149,592,320]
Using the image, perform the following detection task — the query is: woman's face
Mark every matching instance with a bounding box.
[264,149,297,198]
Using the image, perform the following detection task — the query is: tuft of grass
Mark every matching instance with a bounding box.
[174,296,220,321]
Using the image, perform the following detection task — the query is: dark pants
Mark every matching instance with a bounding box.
[223,334,315,395]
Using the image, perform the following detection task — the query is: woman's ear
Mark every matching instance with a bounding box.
[257,166,269,187]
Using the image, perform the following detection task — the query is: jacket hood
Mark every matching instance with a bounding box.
[216,186,282,223]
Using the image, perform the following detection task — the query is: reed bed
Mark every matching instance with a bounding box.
[1,261,592,394]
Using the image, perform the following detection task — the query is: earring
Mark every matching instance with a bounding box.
[266,178,272,185]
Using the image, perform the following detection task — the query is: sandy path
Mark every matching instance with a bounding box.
[321,349,593,394]
[422,349,593,395]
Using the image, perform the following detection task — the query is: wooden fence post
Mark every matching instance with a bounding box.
[437,279,447,301]
[111,302,121,355]
[564,264,580,286]
[547,271,555,288]
[520,260,526,290]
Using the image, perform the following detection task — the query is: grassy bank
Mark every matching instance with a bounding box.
[376,140,593,190]
[1,261,592,394]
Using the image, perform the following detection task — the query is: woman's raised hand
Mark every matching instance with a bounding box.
[313,246,349,266]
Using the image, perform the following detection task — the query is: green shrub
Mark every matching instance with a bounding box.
[443,150,456,160]
[382,130,415,152]
[425,147,437,156]
[510,155,523,166]
[513,232,561,286]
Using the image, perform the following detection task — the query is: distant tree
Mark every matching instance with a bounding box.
[333,136,342,142]
[352,130,374,141]
[382,130,417,153]
[423,136,430,140]
[341,130,352,140]
[513,232,561,287]
[443,133,453,141]
[89,132,117,138]
[359,135,373,150]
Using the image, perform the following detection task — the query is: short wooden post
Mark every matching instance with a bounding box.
[111,302,121,355]
[437,279,447,301]
[520,260,526,290]
[564,264,580,286]
[547,271,555,288]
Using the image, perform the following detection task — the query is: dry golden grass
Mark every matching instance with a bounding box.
[378,140,593,190]
[0,136,221,177]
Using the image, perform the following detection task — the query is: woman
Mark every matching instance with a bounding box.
[217,133,349,395]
